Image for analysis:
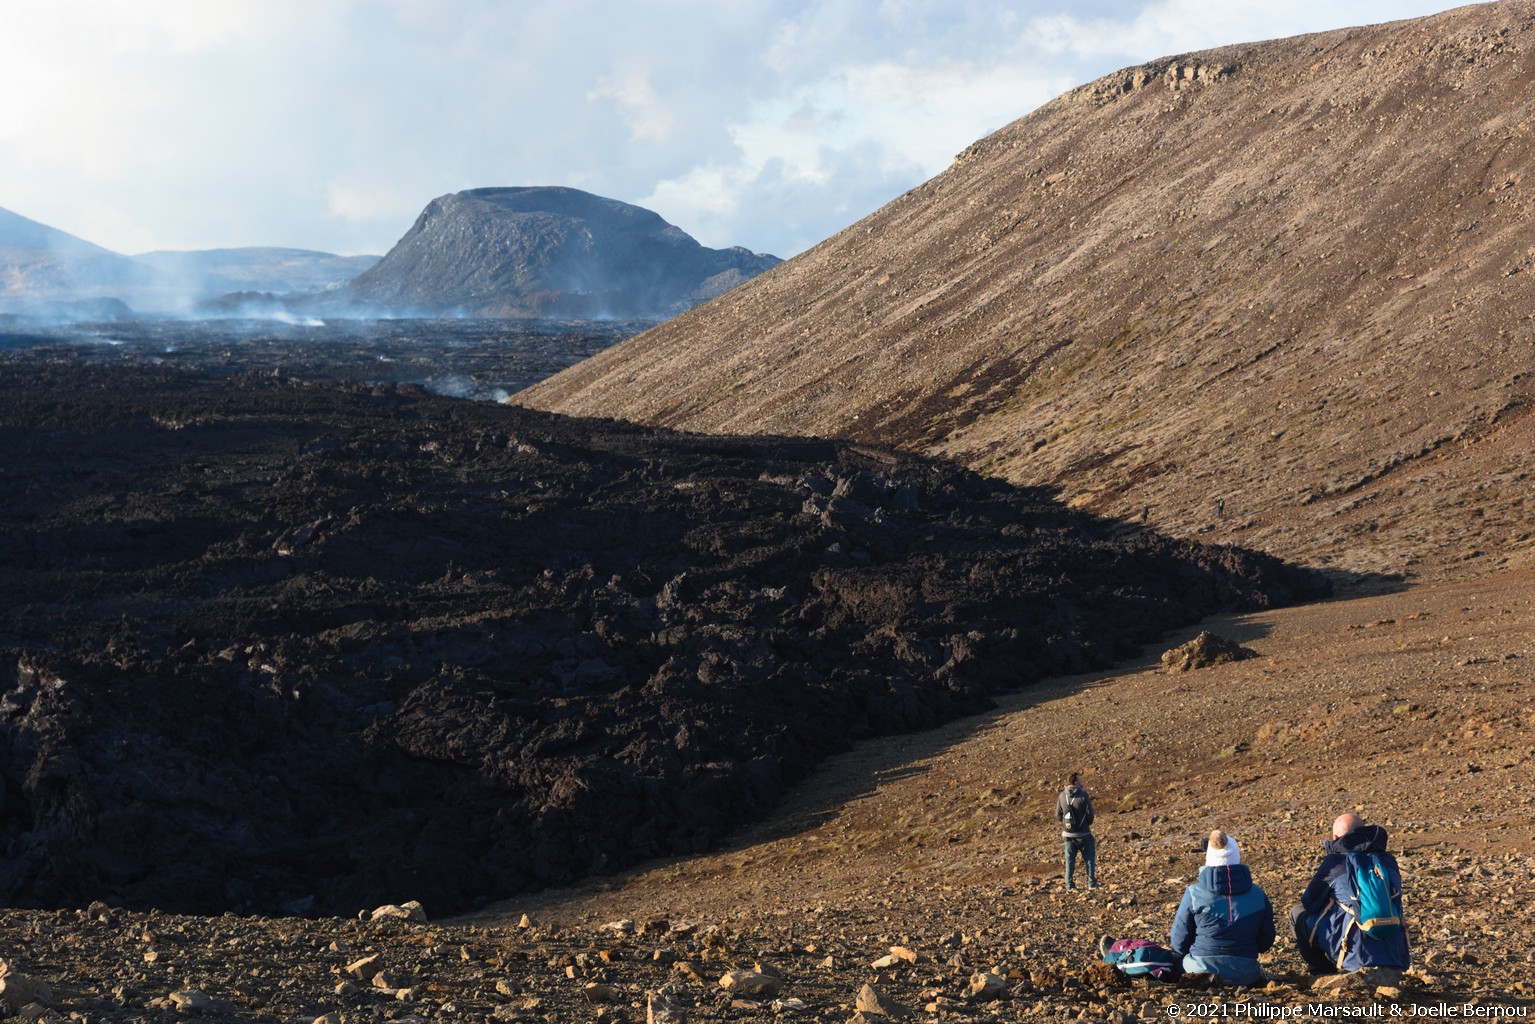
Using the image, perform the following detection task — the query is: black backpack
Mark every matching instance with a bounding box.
[1063,789,1093,831]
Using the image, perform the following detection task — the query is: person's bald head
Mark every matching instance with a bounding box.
[1333,813,1363,838]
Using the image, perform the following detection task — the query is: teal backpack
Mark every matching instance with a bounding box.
[1347,852,1403,936]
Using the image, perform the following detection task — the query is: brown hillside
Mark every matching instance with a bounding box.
[520,1,1535,581]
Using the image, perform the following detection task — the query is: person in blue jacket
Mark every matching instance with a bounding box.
[1289,813,1411,975]
[1169,830,1276,985]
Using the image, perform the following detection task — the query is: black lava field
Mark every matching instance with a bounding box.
[0,355,1328,917]
[0,316,644,402]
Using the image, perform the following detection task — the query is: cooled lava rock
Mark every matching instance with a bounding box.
[0,359,1326,916]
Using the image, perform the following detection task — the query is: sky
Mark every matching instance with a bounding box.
[0,0,1453,260]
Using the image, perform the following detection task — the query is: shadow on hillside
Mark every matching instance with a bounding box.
[737,561,1408,847]
[499,608,1334,924]
[732,614,1284,846]
[1319,566,1411,597]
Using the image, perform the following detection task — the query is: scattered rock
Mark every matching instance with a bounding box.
[168,989,216,1012]
[965,971,1008,1001]
[582,982,621,1003]
[855,983,913,1018]
[719,969,782,998]
[647,988,687,1024]
[1085,961,1128,988]
[345,954,383,981]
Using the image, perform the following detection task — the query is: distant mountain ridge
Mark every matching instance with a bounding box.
[0,206,115,256]
[518,0,1535,580]
[2,190,776,320]
[348,187,781,318]
[133,248,380,300]
[0,205,378,315]
[0,206,158,309]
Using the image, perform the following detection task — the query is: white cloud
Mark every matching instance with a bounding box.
[641,53,1075,254]
[588,70,678,143]
[325,181,423,226]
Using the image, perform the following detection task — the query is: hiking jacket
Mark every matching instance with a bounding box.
[1299,825,1411,971]
[1056,785,1094,837]
[1170,863,1276,960]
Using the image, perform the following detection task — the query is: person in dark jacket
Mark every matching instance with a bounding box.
[1289,813,1411,974]
[1169,830,1275,985]
[1056,773,1098,890]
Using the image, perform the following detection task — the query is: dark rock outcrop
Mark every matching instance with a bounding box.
[1160,631,1259,672]
[348,187,780,318]
[0,359,1325,916]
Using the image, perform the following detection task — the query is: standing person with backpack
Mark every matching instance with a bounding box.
[1289,813,1411,975]
[1056,773,1099,890]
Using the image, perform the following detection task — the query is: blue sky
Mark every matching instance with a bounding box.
[0,0,1451,258]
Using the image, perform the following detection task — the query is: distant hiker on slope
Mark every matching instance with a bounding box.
[1169,830,1275,985]
[1057,773,1098,890]
[1289,813,1411,975]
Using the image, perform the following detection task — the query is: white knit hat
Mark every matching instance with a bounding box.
[1205,832,1241,867]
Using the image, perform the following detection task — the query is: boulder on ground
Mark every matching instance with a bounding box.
[168,989,216,1012]
[647,986,688,1023]
[369,900,427,923]
[719,969,782,998]
[345,954,383,980]
[1161,631,1258,672]
[582,982,621,1003]
[855,983,913,1018]
[1313,966,1403,992]
[965,971,1008,1001]
[0,964,52,1014]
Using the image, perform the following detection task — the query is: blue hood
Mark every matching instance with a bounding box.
[1197,863,1254,896]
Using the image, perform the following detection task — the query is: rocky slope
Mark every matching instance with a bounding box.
[0,358,1319,919]
[348,187,781,318]
[519,0,1535,581]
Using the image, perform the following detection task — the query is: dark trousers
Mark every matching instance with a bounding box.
[1288,903,1336,974]
[1063,834,1097,888]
